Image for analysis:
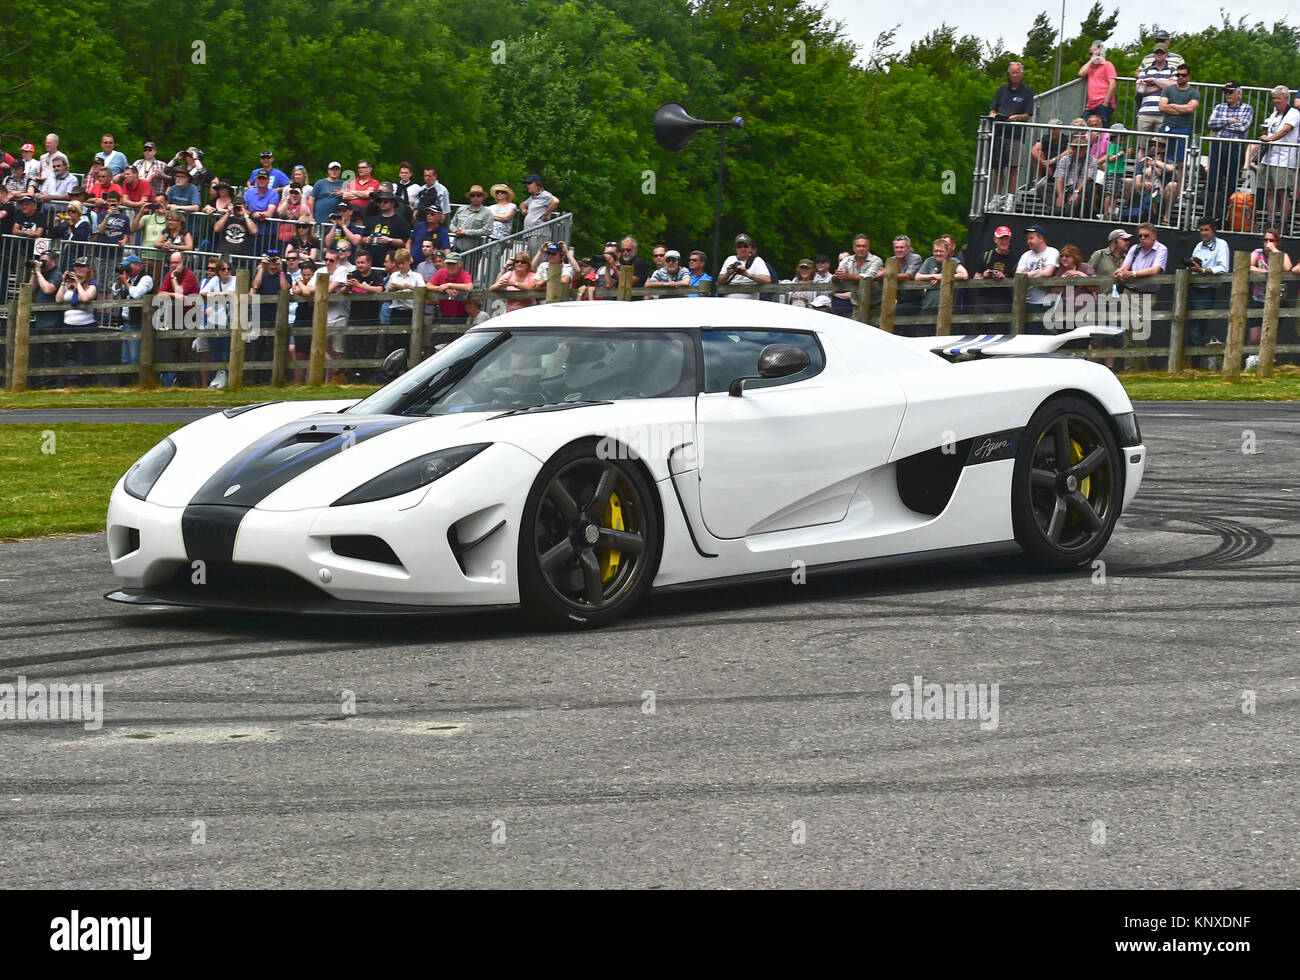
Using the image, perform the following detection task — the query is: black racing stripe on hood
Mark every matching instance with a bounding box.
[189,414,418,507]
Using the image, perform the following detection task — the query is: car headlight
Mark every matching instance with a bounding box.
[123,438,177,501]
[331,443,491,507]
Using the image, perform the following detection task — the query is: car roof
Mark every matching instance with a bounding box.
[470,298,850,335]
[469,298,944,373]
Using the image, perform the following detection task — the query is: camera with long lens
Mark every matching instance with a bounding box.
[116,262,131,275]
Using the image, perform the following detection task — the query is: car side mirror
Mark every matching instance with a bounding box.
[380,348,408,380]
[728,344,811,397]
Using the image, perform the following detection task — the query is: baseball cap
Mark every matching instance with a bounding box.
[18,194,34,203]
[444,252,462,263]
[1153,30,1171,41]
[73,256,90,267]
[327,160,342,169]
[1154,43,1168,53]
[796,257,813,269]
[1024,224,1046,235]
[815,254,831,263]
[122,254,143,264]
[735,233,755,246]
[143,141,156,150]
[994,225,1012,237]
[1224,81,1241,92]
[665,249,682,261]
[1108,228,1132,242]
[20,143,34,152]
[424,204,442,214]
[523,173,543,184]
[545,243,562,254]
[260,149,274,157]
[255,170,270,179]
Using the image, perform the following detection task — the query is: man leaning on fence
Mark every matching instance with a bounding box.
[1186,218,1229,366]
[831,234,881,316]
[1016,225,1059,330]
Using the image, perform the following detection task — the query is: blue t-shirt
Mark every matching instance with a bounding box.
[95,150,129,175]
[990,82,1035,122]
[243,186,280,222]
[166,183,200,208]
[250,167,290,190]
[99,211,132,244]
[311,178,345,222]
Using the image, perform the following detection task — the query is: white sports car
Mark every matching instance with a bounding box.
[106,298,1146,628]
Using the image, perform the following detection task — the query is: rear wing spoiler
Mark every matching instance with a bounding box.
[910,325,1125,359]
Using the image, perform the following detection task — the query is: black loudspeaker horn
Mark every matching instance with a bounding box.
[653,102,744,151]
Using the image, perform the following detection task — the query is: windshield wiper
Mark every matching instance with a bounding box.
[489,400,611,420]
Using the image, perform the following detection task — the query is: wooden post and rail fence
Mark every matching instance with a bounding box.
[2,252,1296,391]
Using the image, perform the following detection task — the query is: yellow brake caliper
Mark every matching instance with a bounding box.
[601,492,623,583]
[1070,439,1091,500]
[1035,432,1092,521]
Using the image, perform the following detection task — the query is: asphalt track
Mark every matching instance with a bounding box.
[0,402,1296,888]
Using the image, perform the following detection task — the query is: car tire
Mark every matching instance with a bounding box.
[1011,395,1124,570]
[517,438,661,629]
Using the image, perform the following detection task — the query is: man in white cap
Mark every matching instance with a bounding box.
[645,249,690,297]
[308,161,346,223]
[1089,228,1132,281]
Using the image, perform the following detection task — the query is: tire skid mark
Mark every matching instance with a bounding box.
[5,762,1298,822]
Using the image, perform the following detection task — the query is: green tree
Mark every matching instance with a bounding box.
[1023,12,1057,66]
[1078,3,1120,44]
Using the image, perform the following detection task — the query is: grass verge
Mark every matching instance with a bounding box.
[0,424,182,539]
[1120,366,1300,401]
[0,384,378,410]
[2,369,1299,410]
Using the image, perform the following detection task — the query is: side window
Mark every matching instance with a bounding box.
[700,330,825,394]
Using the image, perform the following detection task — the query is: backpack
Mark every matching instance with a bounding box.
[1226,191,1255,233]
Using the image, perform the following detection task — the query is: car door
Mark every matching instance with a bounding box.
[694,327,906,540]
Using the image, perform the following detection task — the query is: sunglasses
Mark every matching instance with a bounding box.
[653,253,665,258]
[514,259,531,265]
[207,265,218,271]
[470,192,484,197]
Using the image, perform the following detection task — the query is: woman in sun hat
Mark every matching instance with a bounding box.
[488,183,517,240]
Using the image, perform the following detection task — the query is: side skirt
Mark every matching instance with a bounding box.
[649,540,1022,595]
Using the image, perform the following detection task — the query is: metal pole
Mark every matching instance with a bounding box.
[713,129,726,281]
[1053,0,1066,92]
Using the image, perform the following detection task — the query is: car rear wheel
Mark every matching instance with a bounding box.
[518,439,661,628]
[1012,396,1124,570]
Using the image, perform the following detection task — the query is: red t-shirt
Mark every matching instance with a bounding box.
[431,267,473,317]
[86,181,124,211]
[119,179,152,205]
[157,269,200,296]
[345,176,380,213]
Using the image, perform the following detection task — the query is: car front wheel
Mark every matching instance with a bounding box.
[518,439,661,628]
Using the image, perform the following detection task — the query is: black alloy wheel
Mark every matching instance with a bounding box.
[1012,395,1124,569]
[518,439,661,628]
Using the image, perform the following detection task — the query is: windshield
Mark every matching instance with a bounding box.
[348,329,697,417]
